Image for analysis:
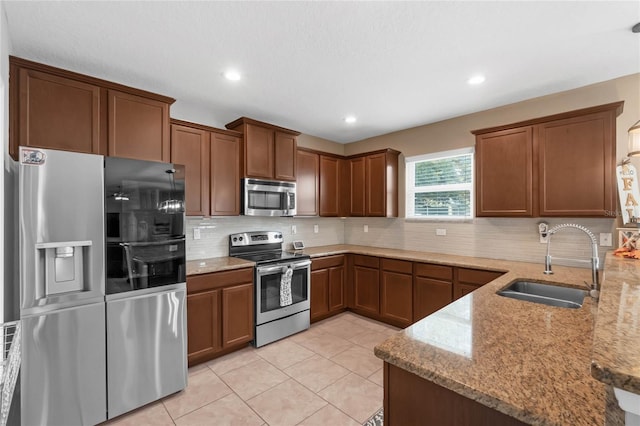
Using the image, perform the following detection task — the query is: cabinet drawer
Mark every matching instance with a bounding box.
[381,258,412,274]
[457,268,502,285]
[352,255,379,269]
[187,268,253,294]
[312,255,345,271]
[414,263,453,281]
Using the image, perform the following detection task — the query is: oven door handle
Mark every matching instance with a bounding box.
[256,260,311,275]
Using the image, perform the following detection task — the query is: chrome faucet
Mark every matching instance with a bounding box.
[542,223,600,298]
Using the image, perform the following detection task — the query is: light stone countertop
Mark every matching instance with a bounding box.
[591,254,640,394]
[186,244,636,425]
[186,256,254,275]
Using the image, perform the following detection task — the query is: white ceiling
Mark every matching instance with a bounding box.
[3,1,640,144]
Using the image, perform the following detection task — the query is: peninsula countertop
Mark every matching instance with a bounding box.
[186,245,636,424]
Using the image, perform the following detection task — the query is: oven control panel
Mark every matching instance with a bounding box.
[229,231,283,247]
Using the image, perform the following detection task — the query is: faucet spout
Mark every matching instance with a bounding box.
[542,223,600,298]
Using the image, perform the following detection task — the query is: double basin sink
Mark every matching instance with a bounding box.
[497,280,586,309]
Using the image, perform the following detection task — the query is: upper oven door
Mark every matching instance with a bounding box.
[255,259,310,325]
[243,178,296,216]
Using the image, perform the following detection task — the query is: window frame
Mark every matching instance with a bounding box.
[405,147,475,221]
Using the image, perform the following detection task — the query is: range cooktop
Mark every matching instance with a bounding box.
[228,231,309,265]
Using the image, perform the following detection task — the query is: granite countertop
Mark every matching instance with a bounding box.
[592,254,640,394]
[186,256,254,275]
[187,244,636,424]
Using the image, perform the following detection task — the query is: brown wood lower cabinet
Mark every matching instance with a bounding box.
[380,259,413,327]
[454,268,503,300]
[413,262,454,321]
[187,268,254,366]
[311,255,345,322]
[352,255,380,315]
[384,363,526,426]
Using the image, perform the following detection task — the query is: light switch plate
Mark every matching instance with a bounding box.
[364,225,369,233]
[436,228,447,236]
[313,224,319,233]
[193,228,201,240]
[600,233,612,247]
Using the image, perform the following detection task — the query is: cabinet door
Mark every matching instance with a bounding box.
[380,271,413,327]
[245,123,274,179]
[171,124,210,216]
[328,266,345,312]
[296,150,319,216]
[211,132,241,216]
[353,265,380,314]
[414,277,452,321]
[275,131,297,181]
[319,155,341,217]
[366,153,387,216]
[538,111,615,216]
[350,156,366,216]
[17,68,101,156]
[187,290,221,365]
[311,269,329,321]
[454,283,480,300]
[475,126,533,216]
[108,90,170,162]
[222,283,254,347]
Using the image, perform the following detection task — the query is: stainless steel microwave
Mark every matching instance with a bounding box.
[243,178,296,216]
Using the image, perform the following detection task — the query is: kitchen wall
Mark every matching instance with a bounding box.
[337,73,639,267]
[186,73,639,268]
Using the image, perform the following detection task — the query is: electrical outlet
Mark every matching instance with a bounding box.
[436,228,447,236]
[193,228,201,240]
[291,225,297,235]
[364,225,369,233]
[314,224,319,233]
[600,233,612,247]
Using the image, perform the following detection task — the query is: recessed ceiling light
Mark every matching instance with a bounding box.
[223,70,241,81]
[344,116,357,124]
[467,75,486,85]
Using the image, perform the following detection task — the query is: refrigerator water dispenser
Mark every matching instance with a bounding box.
[36,241,92,296]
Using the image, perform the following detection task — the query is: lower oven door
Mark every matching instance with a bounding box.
[255,260,311,325]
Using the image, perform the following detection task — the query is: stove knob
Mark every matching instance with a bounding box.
[232,237,237,242]
[239,236,244,241]
[277,233,282,239]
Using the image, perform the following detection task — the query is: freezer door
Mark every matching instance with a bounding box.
[19,147,105,314]
[21,302,106,426]
[107,285,187,419]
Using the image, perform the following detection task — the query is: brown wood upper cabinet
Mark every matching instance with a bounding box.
[473,102,623,217]
[9,56,175,161]
[170,119,242,216]
[296,149,320,216]
[226,117,300,181]
[320,155,348,217]
[349,149,400,217]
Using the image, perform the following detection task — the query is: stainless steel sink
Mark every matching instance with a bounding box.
[497,281,586,309]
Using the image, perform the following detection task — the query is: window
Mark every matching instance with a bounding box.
[406,148,474,219]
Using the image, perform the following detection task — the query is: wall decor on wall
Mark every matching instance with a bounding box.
[616,160,640,225]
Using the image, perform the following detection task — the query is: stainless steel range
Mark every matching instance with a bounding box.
[229,231,311,347]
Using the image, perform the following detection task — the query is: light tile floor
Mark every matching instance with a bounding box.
[104,312,399,426]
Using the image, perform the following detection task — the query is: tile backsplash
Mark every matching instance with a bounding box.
[186,215,617,269]
[186,216,346,259]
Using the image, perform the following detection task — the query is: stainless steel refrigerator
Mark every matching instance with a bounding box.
[19,147,107,425]
[18,147,187,425]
